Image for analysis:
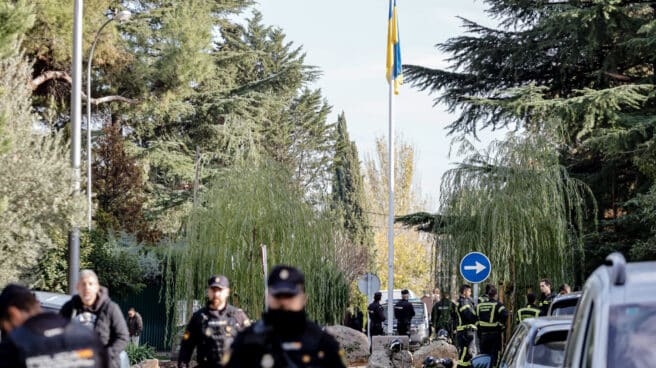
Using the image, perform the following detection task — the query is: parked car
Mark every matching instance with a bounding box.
[496,316,572,368]
[33,290,130,368]
[563,252,656,368]
[547,291,582,316]
[378,289,417,303]
[381,299,430,346]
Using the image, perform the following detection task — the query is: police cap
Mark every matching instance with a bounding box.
[401,289,410,295]
[268,265,304,296]
[207,275,230,289]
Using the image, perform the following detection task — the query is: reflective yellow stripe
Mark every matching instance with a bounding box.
[456,324,476,331]
[459,304,473,312]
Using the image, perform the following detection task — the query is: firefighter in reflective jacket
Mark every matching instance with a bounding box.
[476,286,508,368]
[178,275,250,368]
[454,285,478,368]
[516,293,540,323]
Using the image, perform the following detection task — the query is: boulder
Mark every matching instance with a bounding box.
[325,325,370,364]
[367,349,413,368]
[411,339,458,368]
[132,359,159,368]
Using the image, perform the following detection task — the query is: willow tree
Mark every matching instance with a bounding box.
[438,132,593,311]
[166,160,348,334]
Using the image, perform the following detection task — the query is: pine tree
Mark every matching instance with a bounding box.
[331,112,373,281]
[404,0,656,270]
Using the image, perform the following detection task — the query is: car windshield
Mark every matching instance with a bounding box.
[527,329,568,367]
[608,303,656,368]
[551,304,576,316]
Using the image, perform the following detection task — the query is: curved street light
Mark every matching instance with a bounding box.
[86,10,131,230]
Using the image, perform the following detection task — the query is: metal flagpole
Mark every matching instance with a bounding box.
[386,76,395,334]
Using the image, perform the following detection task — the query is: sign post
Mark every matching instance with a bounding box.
[357,273,381,343]
[459,252,492,302]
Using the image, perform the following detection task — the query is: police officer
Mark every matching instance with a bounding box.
[367,291,386,336]
[394,289,415,336]
[178,275,250,368]
[227,265,347,368]
[516,293,540,323]
[537,278,557,316]
[475,286,507,368]
[0,284,108,368]
[431,290,455,340]
[454,284,478,368]
[477,284,492,305]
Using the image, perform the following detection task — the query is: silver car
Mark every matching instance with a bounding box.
[498,316,572,368]
[563,252,656,368]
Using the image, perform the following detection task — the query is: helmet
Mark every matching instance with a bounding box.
[423,356,439,368]
[389,338,402,353]
[437,328,449,340]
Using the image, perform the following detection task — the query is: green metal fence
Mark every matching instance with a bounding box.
[115,285,170,351]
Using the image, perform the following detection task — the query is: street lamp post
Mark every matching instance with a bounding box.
[86,10,131,230]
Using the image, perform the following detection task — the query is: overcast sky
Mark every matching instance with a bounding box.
[257,1,502,211]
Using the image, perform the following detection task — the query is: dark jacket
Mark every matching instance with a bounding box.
[538,292,557,316]
[227,316,346,368]
[454,296,478,331]
[0,312,108,368]
[60,287,129,368]
[394,299,415,334]
[367,300,386,335]
[128,312,143,337]
[178,304,250,368]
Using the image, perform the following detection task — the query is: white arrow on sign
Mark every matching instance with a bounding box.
[464,261,486,274]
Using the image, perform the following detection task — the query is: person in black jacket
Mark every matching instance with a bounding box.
[537,278,557,316]
[127,308,143,345]
[476,286,508,368]
[394,289,415,336]
[227,265,347,368]
[0,284,108,368]
[60,269,129,368]
[178,275,250,368]
[367,291,386,336]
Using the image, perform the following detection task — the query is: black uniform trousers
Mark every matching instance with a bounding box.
[479,331,502,367]
[456,329,478,368]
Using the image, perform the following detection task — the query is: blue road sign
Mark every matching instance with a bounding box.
[459,252,491,284]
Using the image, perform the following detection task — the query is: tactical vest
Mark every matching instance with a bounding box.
[197,306,241,365]
[476,301,505,333]
[248,320,324,368]
[516,305,540,323]
[9,318,102,368]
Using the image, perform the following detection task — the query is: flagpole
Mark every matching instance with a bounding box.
[386,78,395,335]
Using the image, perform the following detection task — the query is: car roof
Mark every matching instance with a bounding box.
[596,260,656,305]
[552,291,582,302]
[33,290,71,311]
[521,315,573,329]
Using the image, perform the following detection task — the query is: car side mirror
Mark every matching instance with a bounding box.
[471,354,492,368]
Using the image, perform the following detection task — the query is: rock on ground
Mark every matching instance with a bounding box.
[325,325,370,364]
[132,359,160,368]
[367,350,413,368]
[411,340,458,368]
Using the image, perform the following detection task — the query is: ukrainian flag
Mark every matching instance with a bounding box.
[386,0,402,94]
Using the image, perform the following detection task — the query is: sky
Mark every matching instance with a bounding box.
[256,1,502,211]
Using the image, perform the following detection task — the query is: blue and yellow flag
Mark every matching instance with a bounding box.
[386,0,402,94]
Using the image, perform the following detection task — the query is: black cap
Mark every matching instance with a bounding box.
[207,275,229,289]
[268,265,304,296]
[374,291,382,298]
[401,289,409,295]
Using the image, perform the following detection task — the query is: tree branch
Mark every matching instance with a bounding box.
[30,70,138,105]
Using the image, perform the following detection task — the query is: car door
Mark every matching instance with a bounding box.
[499,323,529,368]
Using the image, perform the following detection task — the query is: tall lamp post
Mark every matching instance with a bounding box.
[86,10,131,230]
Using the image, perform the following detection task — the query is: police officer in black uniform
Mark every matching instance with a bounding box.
[454,284,478,368]
[394,289,415,336]
[367,291,386,336]
[475,286,508,368]
[537,278,557,316]
[227,265,347,368]
[0,284,107,368]
[431,290,455,340]
[178,275,250,368]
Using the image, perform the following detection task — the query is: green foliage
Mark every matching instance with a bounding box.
[0,1,33,59]
[438,133,593,309]
[165,160,348,337]
[125,343,155,365]
[0,45,83,288]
